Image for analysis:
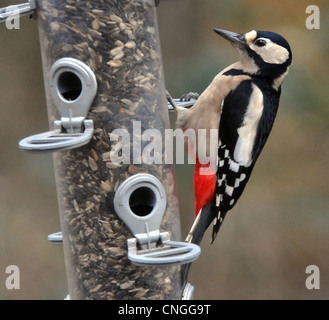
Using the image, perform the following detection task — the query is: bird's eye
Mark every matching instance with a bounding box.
[255,39,267,47]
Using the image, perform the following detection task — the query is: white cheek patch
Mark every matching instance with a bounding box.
[250,40,290,64]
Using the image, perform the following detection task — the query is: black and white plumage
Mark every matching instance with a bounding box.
[177,29,292,245]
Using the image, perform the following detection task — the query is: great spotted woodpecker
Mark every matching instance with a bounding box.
[176,29,292,245]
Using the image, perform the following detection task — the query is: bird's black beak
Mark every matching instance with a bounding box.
[213,28,246,48]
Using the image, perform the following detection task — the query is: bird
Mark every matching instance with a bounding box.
[175,28,292,245]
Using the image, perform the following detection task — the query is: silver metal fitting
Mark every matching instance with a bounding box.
[19,58,97,152]
[114,174,201,267]
[48,232,63,245]
[0,0,36,23]
[182,283,195,300]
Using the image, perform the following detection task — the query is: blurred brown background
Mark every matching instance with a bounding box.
[0,0,328,299]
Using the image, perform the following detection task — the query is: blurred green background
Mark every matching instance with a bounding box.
[0,0,328,299]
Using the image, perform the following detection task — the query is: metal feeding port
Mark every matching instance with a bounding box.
[0,0,36,23]
[114,174,201,267]
[48,232,63,245]
[19,58,97,152]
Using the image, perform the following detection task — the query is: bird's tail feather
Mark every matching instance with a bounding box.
[186,201,228,245]
[211,210,228,243]
[186,201,215,245]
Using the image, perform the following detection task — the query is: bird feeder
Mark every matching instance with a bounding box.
[1,0,201,300]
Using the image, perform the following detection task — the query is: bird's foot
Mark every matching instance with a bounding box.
[180,92,199,102]
[166,90,178,111]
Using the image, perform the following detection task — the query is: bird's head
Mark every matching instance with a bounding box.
[214,28,292,83]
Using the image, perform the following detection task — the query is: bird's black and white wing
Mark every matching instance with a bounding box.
[212,76,273,241]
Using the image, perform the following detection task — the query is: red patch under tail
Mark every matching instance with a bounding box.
[193,158,216,217]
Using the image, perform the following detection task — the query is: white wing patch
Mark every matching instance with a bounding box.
[225,185,234,196]
[216,193,222,206]
[234,84,264,166]
[228,158,240,172]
